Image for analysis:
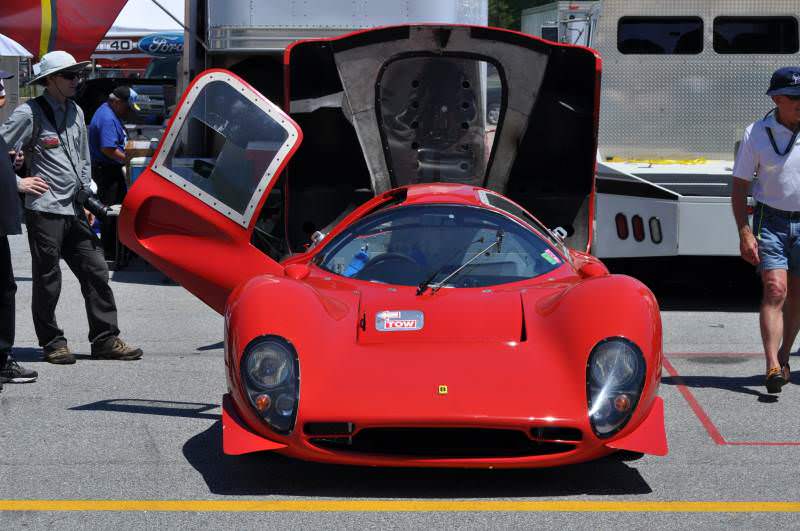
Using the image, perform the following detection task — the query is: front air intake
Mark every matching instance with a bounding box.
[530,426,583,442]
[308,428,576,458]
[304,422,355,436]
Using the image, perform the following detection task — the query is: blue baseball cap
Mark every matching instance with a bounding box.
[767,66,800,96]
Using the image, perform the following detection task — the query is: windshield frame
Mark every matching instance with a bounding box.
[313,203,567,288]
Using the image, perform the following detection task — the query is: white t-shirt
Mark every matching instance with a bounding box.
[733,113,800,211]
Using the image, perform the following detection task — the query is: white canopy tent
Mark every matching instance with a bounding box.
[0,33,33,58]
[107,0,184,37]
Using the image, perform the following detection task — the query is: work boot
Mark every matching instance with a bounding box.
[44,345,76,365]
[0,356,38,383]
[91,337,143,361]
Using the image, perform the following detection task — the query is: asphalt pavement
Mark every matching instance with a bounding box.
[2,232,799,529]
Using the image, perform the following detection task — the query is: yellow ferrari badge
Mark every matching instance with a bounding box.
[438,385,448,395]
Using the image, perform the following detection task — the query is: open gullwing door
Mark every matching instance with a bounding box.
[119,69,302,314]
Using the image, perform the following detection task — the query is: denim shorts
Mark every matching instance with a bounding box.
[754,203,800,273]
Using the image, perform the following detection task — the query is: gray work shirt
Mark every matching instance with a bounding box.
[0,91,92,216]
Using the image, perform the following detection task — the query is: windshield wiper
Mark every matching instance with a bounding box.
[416,229,503,296]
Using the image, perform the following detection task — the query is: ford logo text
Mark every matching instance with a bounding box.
[138,33,184,56]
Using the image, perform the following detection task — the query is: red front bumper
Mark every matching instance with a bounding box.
[221,394,667,468]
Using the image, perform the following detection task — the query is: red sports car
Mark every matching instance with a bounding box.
[119,25,666,468]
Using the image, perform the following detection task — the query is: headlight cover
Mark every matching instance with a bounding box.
[240,336,299,434]
[586,337,646,438]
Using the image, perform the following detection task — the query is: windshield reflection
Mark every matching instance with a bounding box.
[316,205,562,288]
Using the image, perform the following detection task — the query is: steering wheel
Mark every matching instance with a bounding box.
[356,252,424,284]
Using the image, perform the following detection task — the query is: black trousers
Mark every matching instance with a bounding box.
[24,210,119,351]
[0,236,14,367]
[92,163,126,260]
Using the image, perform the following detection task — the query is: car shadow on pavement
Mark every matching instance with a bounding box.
[109,257,177,285]
[110,269,178,285]
[8,348,147,363]
[605,256,761,312]
[71,399,221,420]
[197,341,224,351]
[661,373,792,403]
[181,422,652,497]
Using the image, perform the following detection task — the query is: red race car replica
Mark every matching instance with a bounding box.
[119,25,667,468]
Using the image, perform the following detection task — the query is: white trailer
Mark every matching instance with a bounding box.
[524,0,800,258]
[521,1,598,46]
[0,35,32,124]
[0,55,23,125]
[183,0,487,94]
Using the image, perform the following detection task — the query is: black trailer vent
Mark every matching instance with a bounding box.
[530,426,583,442]
[308,428,576,458]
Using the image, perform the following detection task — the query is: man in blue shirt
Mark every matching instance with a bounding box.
[88,86,140,263]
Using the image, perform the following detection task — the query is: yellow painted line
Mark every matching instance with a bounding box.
[2,500,800,512]
[39,0,53,58]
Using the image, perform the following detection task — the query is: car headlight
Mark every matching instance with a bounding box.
[586,337,646,438]
[240,336,299,434]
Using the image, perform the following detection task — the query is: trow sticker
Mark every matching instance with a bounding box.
[376,310,425,332]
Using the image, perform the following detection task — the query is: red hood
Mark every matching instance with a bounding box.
[1,0,127,60]
[300,280,589,424]
[357,286,524,344]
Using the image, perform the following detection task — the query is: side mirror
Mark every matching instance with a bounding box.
[578,261,608,279]
[284,263,311,280]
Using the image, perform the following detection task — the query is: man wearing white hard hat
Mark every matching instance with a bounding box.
[0,51,142,365]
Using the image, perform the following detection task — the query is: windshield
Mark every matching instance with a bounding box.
[315,205,563,288]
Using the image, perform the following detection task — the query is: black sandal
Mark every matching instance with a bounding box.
[766,367,787,394]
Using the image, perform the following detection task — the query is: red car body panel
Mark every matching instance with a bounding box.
[119,25,666,468]
[216,257,664,468]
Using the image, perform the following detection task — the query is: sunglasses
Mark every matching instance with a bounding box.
[788,95,800,101]
[57,72,82,81]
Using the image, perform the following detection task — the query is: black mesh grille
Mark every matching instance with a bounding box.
[530,426,583,442]
[304,422,355,436]
[308,428,576,458]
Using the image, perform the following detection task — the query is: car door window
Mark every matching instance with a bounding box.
[152,72,298,227]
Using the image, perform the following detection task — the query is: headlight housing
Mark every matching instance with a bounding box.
[240,336,299,434]
[586,337,646,438]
